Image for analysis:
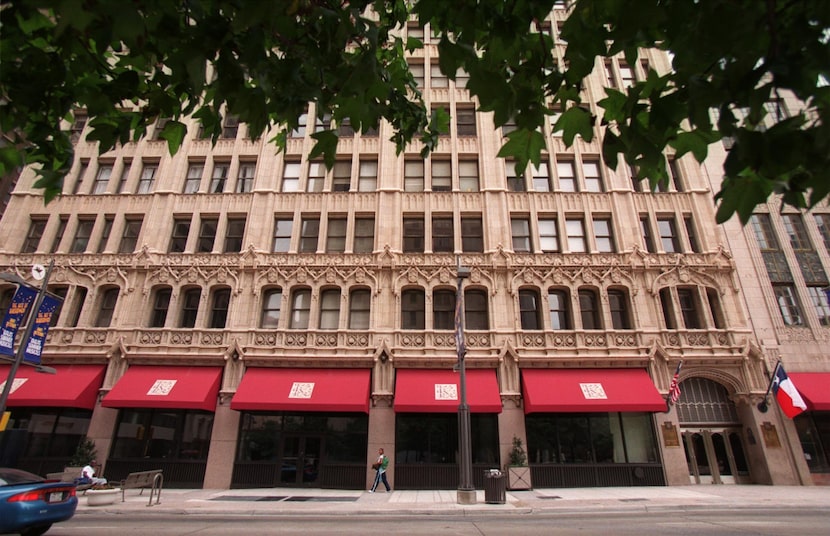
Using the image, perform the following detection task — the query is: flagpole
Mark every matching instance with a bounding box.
[757,360,781,413]
[0,261,55,416]
[665,360,683,412]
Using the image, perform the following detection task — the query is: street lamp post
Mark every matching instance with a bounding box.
[455,259,475,505]
[0,261,55,416]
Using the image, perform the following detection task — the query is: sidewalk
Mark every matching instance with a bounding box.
[74,485,830,517]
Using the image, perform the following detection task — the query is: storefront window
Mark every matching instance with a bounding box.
[4,408,91,459]
[395,414,498,465]
[527,412,657,464]
[795,412,830,473]
[110,409,213,460]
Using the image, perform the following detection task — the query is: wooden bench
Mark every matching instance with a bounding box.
[119,469,163,506]
[46,466,93,492]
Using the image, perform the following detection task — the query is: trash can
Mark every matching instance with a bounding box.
[483,469,506,504]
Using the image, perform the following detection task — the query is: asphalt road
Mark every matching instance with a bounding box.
[47,508,830,535]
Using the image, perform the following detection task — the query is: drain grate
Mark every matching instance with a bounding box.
[619,498,649,502]
[536,495,562,500]
[211,495,358,503]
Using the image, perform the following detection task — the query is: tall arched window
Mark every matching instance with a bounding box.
[465,289,489,330]
[433,289,455,330]
[260,288,282,328]
[179,287,201,328]
[519,288,542,330]
[401,288,425,329]
[608,288,632,329]
[95,286,120,327]
[548,288,571,329]
[209,287,231,328]
[578,288,601,329]
[149,286,172,328]
[289,289,312,329]
[319,288,341,329]
[348,288,371,329]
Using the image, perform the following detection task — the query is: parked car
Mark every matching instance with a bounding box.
[0,468,78,536]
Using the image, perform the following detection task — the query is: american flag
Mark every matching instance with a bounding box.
[668,361,683,404]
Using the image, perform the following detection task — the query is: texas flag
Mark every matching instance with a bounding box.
[772,364,808,418]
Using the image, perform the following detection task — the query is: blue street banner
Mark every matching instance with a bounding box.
[0,285,37,357]
[23,294,61,365]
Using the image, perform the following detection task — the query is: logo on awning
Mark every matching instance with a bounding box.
[579,383,608,400]
[289,382,315,399]
[434,383,458,401]
[0,377,27,394]
[147,379,177,396]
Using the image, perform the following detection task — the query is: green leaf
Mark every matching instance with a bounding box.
[558,106,594,146]
[158,120,187,156]
[669,130,717,162]
[309,130,339,169]
[497,129,546,172]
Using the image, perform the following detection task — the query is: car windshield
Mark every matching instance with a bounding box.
[0,468,45,486]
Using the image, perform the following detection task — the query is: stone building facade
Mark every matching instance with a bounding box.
[0,7,819,489]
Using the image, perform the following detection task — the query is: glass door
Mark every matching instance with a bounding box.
[279,434,322,486]
[682,428,749,484]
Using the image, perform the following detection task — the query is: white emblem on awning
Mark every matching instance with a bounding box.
[434,383,458,401]
[147,379,177,396]
[579,383,607,400]
[289,382,315,399]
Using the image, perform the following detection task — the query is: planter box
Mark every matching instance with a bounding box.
[506,466,532,490]
[86,488,120,506]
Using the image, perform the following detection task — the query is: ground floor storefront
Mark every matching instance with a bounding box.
[2,362,825,489]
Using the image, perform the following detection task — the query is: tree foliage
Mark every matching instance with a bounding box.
[1,0,828,223]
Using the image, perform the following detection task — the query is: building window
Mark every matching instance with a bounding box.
[677,288,702,329]
[706,288,726,329]
[668,158,684,191]
[431,159,452,192]
[401,288,425,329]
[47,286,67,327]
[70,114,87,143]
[92,164,112,194]
[774,285,803,326]
[566,218,586,252]
[299,217,320,253]
[532,161,552,192]
[511,217,531,252]
[593,218,614,253]
[461,216,483,253]
[149,287,171,328]
[260,288,282,329]
[97,216,113,254]
[684,216,700,253]
[608,289,631,329]
[783,214,812,250]
[326,217,347,253]
[66,287,87,328]
[50,216,68,253]
[118,217,143,254]
[403,216,425,253]
[456,108,477,136]
[410,62,425,88]
[659,288,677,329]
[583,160,603,192]
[750,213,793,282]
[183,163,203,193]
[314,113,331,133]
[137,164,157,194]
[459,160,479,192]
[814,214,830,252]
[332,160,351,192]
[70,218,95,253]
[465,289,489,330]
[337,117,355,137]
[519,289,542,330]
[429,62,448,88]
[22,218,47,253]
[198,217,218,253]
[319,288,341,329]
[290,112,307,138]
[289,289,311,329]
[641,217,655,253]
[169,217,191,253]
[358,159,378,192]
[115,162,131,193]
[281,161,301,192]
[432,216,454,252]
[307,161,326,193]
[153,117,170,140]
[223,217,246,253]
[272,218,293,252]
[433,289,455,330]
[548,289,571,329]
[557,161,577,192]
[95,287,119,328]
[180,288,201,328]
[72,161,88,194]
[236,162,256,193]
[221,115,239,138]
[807,286,830,326]
[354,217,375,253]
[210,163,229,193]
[619,63,634,88]
[578,289,601,329]
[349,288,371,329]
[506,160,526,192]
[657,217,680,253]
[538,218,559,252]
[404,160,424,192]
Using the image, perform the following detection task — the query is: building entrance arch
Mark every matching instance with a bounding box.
[675,377,751,484]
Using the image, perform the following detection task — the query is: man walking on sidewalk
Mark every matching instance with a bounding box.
[369,448,391,492]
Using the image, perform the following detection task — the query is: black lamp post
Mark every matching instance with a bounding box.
[455,259,475,504]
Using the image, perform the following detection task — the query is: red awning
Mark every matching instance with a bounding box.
[394,369,502,413]
[788,373,830,411]
[0,364,105,410]
[101,366,222,412]
[231,368,371,413]
[522,368,666,413]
